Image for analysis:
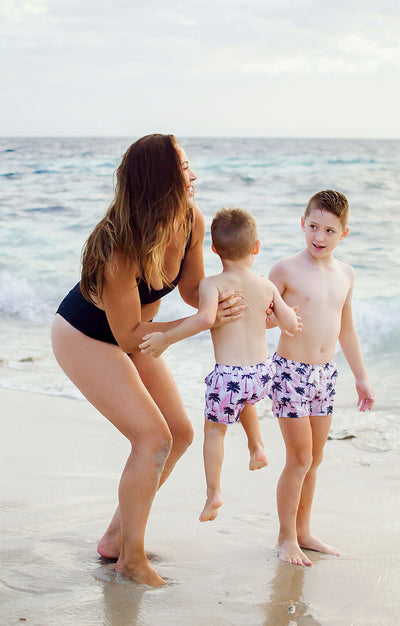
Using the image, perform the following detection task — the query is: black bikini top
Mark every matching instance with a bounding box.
[137,228,192,305]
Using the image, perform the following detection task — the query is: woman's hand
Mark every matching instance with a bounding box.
[213,291,245,328]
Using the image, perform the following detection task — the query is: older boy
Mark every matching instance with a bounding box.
[268,190,375,566]
[140,208,301,522]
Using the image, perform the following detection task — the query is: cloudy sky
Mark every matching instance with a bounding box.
[1,0,399,137]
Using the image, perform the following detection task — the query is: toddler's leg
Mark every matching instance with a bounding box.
[276,416,313,566]
[199,420,227,522]
[296,414,340,556]
[239,404,268,470]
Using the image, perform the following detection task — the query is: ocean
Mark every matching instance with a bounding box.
[1,137,399,453]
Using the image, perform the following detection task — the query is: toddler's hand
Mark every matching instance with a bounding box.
[139,332,168,358]
[282,306,303,337]
[266,301,274,325]
[356,379,375,411]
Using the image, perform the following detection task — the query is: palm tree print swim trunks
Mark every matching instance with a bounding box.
[204,359,275,425]
[270,353,338,418]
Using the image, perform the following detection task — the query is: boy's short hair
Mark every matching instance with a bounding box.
[305,190,349,229]
[211,208,258,260]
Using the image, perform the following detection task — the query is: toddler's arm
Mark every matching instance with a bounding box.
[271,284,302,336]
[266,260,288,329]
[339,279,375,412]
[139,279,219,358]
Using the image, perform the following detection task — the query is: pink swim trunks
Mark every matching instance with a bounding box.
[204,359,275,425]
[270,353,338,418]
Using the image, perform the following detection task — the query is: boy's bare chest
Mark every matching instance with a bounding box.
[288,270,348,308]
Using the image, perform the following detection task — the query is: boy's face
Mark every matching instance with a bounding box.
[301,203,349,259]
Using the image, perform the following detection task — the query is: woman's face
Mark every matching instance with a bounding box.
[179,147,196,205]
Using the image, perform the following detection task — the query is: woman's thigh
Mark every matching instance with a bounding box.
[52,315,170,443]
[130,350,192,438]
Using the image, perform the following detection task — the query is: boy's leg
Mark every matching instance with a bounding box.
[239,404,268,470]
[296,414,340,556]
[276,417,313,566]
[199,419,227,522]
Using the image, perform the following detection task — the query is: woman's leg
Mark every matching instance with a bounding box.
[51,316,171,586]
[239,404,268,470]
[199,419,227,522]
[97,349,195,559]
[276,417,313,566]
[132,349,194,485]
[296,414,340,556]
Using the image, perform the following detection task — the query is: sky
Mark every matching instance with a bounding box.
[1,0,400,137]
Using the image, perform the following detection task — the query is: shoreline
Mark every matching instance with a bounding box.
[1,387,399,625]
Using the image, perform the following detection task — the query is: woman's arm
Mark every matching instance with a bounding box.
[101,251,188,353]
[178,205,206,308]
[178,205,245,323]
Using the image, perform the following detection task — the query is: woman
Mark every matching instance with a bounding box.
[51,134,243,586]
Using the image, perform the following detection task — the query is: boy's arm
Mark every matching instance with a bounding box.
[338,278,375,412]
[139,279,219,358]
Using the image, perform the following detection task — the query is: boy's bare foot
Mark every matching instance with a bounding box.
[199,494,223,522]
[276,539,312,566]
[115,559,166,587]
[97,532,120,560]
[249,445,268,471]
[298,533,341,556]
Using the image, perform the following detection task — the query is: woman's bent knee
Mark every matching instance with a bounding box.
[168,419,194,454]
[177,423,194,451]
[153,440,173,470]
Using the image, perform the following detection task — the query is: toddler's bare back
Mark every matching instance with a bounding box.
[209,268,272,366]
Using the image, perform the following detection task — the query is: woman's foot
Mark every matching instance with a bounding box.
[298,532,341,556]
[199,493,223,522]
[97,531,120,560]
[276,539,312,566]
[115,558,166,587]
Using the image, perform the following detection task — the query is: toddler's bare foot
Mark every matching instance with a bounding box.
[276,539,312,566]
[199,493,223,522]
[97,532,120,560]
[115,558,166,587]
[249,444,268,471]
[298,533,340,556]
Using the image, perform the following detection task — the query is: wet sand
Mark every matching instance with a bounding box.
[1,387,399,625]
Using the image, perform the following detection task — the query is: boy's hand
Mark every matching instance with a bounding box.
[214,291,245,327]
[356,379,375,411]
[282,306,303,337]
[139,332,168,358]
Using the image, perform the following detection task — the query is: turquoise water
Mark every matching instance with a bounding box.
[0,137,399,450]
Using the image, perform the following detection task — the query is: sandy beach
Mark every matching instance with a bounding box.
[1,387,399,626]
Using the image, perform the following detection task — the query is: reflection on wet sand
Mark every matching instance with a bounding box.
[260,558,322,625]
[95,563,147,626]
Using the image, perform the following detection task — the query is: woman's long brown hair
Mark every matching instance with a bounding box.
[80,134,191,303]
